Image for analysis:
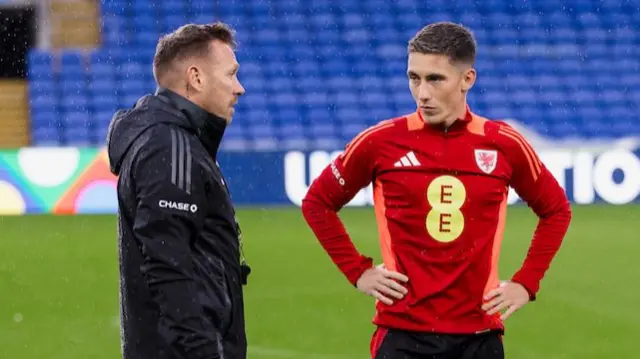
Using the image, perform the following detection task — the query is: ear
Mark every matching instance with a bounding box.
[461,67,476,93]
[186,65,204,91]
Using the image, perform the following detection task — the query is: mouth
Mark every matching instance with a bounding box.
[420,106,437,114]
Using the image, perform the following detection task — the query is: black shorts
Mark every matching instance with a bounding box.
[371,327,504,359]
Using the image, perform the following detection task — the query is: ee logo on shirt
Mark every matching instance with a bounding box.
[426,175,466,243]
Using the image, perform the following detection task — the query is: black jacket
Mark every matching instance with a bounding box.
[107,88,249,359]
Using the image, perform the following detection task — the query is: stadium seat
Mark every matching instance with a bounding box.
[26,1,640,147]
[158,0,186,16]
[65,127,93,146]
[32,126,63,146]
[27,50,53,81]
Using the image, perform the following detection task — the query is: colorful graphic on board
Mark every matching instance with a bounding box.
[0,148,117,215]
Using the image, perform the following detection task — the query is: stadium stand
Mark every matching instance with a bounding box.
[48,0,100,49]
[0,80,29,147]
[26,0,640,149]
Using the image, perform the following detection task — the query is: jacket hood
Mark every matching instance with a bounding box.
[107,88,228,175]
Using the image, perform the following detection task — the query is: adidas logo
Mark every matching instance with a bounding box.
[394,151,421,167]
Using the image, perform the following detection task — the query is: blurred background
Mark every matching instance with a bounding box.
[0,0,638,358]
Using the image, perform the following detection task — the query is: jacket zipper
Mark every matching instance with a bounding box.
[443,126,449,172]
[214,160,249,284]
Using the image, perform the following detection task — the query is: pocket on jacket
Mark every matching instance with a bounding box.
[197,258,233,336]
[221,269,235,336]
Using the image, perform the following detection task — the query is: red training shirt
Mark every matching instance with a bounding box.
[301,106,572,334]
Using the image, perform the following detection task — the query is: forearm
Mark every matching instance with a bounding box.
[301,196,373,285]
[301,138,379,286]
[512,175,572,299]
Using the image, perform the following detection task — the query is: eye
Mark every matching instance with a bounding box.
[426,74,445,82]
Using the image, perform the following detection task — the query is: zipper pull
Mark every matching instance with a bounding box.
[236,222,251,285]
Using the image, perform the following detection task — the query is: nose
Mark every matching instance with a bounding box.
[235,80,245,96]
[418,83,432,103]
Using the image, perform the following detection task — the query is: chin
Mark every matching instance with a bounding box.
[422,113,445,125]
[224,113,233,124]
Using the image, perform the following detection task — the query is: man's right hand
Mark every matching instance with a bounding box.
[356,265,409,305]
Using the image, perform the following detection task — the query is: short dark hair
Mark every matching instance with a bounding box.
[153,22,236,83]
[408,22,476,65]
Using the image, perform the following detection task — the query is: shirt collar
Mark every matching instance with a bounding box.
[155,87,227,157]
[416,104,473,125]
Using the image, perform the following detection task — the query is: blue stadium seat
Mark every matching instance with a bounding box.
[162,15,187,33]
[61,94,89,113]
[190,0,214,14]
[94,108,115,125]
[101,0,128,16]
[90,77,117,94]
[28,79,55,98]
[91,93,119,113]
[277,124,308,150]
[129,1,154,16]
[246,123,274,138]
[339,121,368,141]
[26,1,640,146]
[61,51,84,67]
[32,126,63,146]
[305,108,331,124]
[159,0,185,16]
[27,50,53,82]
[29,92,57,110]
[30,109,60,128]
[65,126,93,146]
[133,30,160,48]
[61,108,87,124]
[89,48,116,66]
[308,123,337,140]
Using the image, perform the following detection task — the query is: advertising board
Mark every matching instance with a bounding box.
[0,146,638,215]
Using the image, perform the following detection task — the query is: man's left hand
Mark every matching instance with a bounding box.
[482,281,530,321]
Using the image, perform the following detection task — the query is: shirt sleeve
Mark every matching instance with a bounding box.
[301,122,391,285]
[131,126,221,359]
[498,123,572,300]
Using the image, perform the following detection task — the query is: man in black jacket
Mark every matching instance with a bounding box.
[106,22,249,359]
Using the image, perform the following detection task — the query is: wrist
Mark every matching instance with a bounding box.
[510,277,537,301]
[348,256,374,287]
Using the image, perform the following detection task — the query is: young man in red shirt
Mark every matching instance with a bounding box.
[301,22,572,359]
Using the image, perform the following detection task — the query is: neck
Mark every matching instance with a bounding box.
[443,101,469,127]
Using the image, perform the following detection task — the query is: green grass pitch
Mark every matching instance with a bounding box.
[1,204,638,358]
